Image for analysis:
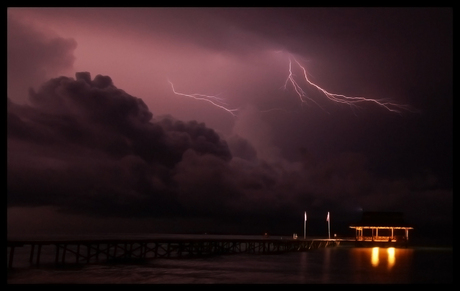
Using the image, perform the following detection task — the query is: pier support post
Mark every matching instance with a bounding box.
[95,244,100,261]
[113,243,118,259]
[55,245,60,265]
[62,244,67,265]
[29,244,35,264]
[106,244,110,261]
[36,244,42,267]
[8,246,15,269]
[87,244,91,264]
[76,244,81,264]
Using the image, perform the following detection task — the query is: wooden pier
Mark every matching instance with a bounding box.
[7,237,340,269]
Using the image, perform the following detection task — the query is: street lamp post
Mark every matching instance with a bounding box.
[304,211,307,239]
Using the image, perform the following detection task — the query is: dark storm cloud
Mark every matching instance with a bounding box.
[7,14,77,104]
[7,73,452,237]
[226,134,258,162]
[6,8,452,240]
[7,73,232,218]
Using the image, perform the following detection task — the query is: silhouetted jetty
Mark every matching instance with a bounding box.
[7,237,341,269]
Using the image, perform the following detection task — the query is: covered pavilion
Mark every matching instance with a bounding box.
[349,211,413,243]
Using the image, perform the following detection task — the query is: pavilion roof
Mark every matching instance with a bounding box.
[349,211,412,227]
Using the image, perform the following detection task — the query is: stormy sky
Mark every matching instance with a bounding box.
[7,8,452,240]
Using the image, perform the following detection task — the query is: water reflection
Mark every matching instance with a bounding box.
[370,247,396,268]
[9,244,447,284]
[322,247,331,282]
[371,247,379,266]
[387,247,395,269]
[349,246,414,283]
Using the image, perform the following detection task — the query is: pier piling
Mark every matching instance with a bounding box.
[7,238,341,269]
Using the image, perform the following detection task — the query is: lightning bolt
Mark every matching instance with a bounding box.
[168,51,414,117]
[283,57,330,114]
[168,80,239,117]
[284,54,413,114]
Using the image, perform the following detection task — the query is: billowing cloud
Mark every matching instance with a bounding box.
[7,73,232,217]
[7,73,452,237]
[7,8,452,239]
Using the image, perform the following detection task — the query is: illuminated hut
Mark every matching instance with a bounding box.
[349,211,413,247]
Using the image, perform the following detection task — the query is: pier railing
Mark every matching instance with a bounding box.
[7,238,340,269]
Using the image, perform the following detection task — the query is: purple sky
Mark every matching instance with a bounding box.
[7,8,452,239]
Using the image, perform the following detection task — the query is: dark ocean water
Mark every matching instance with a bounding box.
[7,234,453,284]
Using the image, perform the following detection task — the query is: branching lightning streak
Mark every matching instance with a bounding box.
[283,57,330,113]
[285,55,412,114]
[168,80,239,116]
[168,52,413,117]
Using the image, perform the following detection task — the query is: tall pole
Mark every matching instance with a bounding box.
[304,211,307,239]
[327,212,330,239]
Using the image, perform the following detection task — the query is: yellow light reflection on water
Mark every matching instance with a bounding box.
[387,247,395,269]
[371,247,379,267]
[370,247,396,268]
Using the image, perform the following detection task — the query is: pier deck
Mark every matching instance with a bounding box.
[7,237,341,269]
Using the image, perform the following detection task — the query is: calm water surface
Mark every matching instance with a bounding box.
[7,234,453,284]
